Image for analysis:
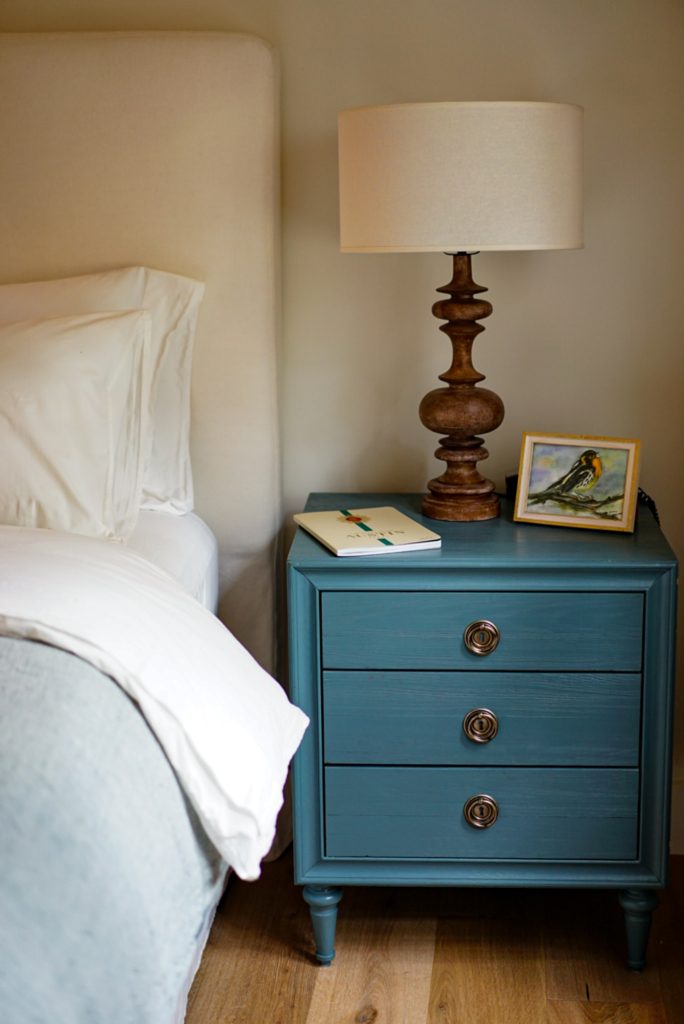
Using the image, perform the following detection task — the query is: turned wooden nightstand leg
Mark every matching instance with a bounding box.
[303,885,342,965]
[619,888,659,970]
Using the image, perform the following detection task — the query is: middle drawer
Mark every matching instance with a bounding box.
[323,671,641,766]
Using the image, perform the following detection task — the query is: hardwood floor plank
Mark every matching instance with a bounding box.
[546,1001,667,1023]
[304,887,436,1024]
[428,890,547,1024]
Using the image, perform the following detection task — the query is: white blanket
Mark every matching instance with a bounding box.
[0,525,308,879]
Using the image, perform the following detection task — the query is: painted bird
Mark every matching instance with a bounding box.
[533,449,603,500]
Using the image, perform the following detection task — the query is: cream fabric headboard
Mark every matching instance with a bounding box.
[0,32,280,669]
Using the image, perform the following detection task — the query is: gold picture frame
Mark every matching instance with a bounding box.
[514,433,641,532]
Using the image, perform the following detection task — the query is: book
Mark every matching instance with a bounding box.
[293,506,442,557]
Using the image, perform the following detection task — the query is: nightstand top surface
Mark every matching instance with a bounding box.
[288,492,676,571]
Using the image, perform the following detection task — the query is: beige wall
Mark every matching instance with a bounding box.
[2,0,683,843]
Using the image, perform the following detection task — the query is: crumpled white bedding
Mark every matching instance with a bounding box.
[0,525,308,879]
[127,510,220,612]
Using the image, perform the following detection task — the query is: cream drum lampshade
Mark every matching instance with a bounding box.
[337,100,583,523]
[338,101,583,253]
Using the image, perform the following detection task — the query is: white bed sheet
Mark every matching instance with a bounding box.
[127,511,219,613]
[0,525,308,880]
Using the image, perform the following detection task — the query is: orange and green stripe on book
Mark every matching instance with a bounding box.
[340,510,393,545]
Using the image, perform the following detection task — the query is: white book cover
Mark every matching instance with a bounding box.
[293,506,441,556]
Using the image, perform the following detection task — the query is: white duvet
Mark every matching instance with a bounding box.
[0,525,308,880]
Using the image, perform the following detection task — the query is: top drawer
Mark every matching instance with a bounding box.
[321,591,643,671]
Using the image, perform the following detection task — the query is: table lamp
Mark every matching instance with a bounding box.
[338,101,583,521]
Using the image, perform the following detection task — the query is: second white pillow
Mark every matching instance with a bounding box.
[0,267,205,513]
[0,310,151,540]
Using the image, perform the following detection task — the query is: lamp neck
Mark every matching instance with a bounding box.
[434,253,490,317]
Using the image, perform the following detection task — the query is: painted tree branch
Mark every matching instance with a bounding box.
[528,491,625,519]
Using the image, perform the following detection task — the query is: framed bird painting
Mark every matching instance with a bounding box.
[514,432,641,532]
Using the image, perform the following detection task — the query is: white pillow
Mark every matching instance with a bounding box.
[0,267,204,513]
[0,311,151,540]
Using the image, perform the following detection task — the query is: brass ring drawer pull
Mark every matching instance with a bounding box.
[463,707,499,743]
[463,619,500,656]
[463,794,499,829]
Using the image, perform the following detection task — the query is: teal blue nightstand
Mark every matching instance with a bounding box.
[287,493,677,969]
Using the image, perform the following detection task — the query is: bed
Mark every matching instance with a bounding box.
[0,31,306,1023]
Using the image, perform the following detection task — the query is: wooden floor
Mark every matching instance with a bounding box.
[187,851,684,1024]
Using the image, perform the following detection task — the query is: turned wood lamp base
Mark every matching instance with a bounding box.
[419,252,504,522]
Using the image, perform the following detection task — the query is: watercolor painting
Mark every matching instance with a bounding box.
[514,433,640,532]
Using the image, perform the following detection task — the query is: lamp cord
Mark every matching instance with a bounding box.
[637,487,660,525]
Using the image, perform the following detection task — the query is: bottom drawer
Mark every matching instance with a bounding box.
[325,767,638,861]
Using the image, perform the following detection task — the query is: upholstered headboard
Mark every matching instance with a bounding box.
[0,32,280,668]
